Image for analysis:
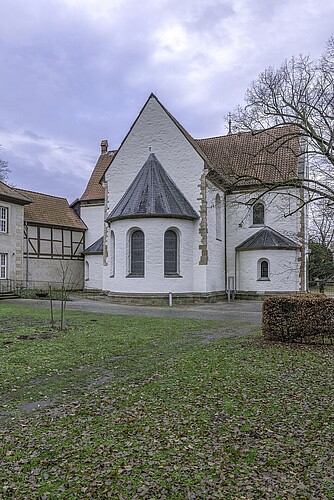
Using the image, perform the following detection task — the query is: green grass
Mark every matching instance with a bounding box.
[0,304,333,499]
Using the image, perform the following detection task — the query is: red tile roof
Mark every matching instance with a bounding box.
[15,189,86,230]
[80,151,115,201]
[0,181,32,205]
[196,127,300,188]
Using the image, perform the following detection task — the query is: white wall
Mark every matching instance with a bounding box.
[205,181,225,292]
[104,96,204,221]
[237,249,301,292]
[85,255,103,290]
[103,218,197,293]
[225,188,304,287]
[80,204,104,248]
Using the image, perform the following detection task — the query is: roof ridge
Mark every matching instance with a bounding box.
[16,187,68,201]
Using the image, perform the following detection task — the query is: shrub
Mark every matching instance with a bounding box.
[262,294,334,343]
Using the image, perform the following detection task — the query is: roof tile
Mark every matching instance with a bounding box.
[81,151,115,201]
[16,189,86,229]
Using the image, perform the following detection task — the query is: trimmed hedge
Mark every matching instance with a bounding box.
[262,294,334,343]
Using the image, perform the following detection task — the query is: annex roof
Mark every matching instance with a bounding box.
[16,189,86,230]
[236,226,301,251]
[83,236,103,255]
[81,150,115,201]
[0,181,32,205]
[196,126,300,189]
[106,153,199,222]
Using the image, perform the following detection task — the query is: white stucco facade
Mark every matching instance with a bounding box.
[80,203,105,248]
[82,94,308,299]
[103,218,196,293]
[237,249,301,293]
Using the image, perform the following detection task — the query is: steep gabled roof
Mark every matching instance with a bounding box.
[81,150,115,201]
[0,181,32,205]
[82,236,103,255]
[106,153,199,222]
[82,95,301,200]
[236,226,301,251]
[16,189,86,230]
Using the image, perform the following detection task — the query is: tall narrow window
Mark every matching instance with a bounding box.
[0,207,8,233]
[260,260,269,278]
[130,230,144,276]
[215,194,222,240]
[258,259,270,280]
[110,231,115,277]
[253,203,264,225]
[85,261,89,281]
[0,254,7,279]
[164,229,178,276]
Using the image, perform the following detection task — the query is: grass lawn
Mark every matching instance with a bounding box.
[0,303,333,499]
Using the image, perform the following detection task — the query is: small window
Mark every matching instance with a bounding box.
[110,231,115,277]
[130,230,144,276]
[164,229,179,276]
[253,203,264,225]
[0,207,8,233]
[0,253,7,279]
[215,194,222,240]
[258,259,270,280]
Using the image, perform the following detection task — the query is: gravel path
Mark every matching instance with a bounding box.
[3,296,262,325]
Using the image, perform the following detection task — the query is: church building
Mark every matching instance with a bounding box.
[77,93,308,302]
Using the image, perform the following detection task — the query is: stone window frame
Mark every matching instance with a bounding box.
[164,228,181,277]
[257,258,270,281]
[252,202,265,226]
[0,206,8,233]
[0,253,7,279]
[110,230,115,277]
[215,193,222,241]
[127,228,145,277]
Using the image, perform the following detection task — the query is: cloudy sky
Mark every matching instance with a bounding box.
[0,0,333,202]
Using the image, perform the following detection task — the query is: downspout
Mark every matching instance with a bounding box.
[25,222,29,288]
[224,194,227,292]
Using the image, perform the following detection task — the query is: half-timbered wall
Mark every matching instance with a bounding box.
[23,224,85,289]
[24,224,84,260]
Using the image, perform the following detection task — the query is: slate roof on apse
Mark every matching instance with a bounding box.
[82,236,104,255]
[236,226,301,251]
[106,153,199,222]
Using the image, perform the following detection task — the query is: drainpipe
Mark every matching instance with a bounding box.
[25,222,29,288]
[224,195,227,292]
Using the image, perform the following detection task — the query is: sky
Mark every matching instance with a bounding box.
[0,0,333,203]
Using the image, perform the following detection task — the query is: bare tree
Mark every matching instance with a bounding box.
[232,36,334,207]
[0,147,10,182]
[309,200,334,247]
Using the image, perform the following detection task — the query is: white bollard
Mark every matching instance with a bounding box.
[169,292,173,307]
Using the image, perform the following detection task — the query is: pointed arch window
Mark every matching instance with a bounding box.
[130,230,145,276]
[164,229,179,276]
[253,202,264,225]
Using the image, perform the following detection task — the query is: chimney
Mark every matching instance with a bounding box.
[100,139,108,154]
